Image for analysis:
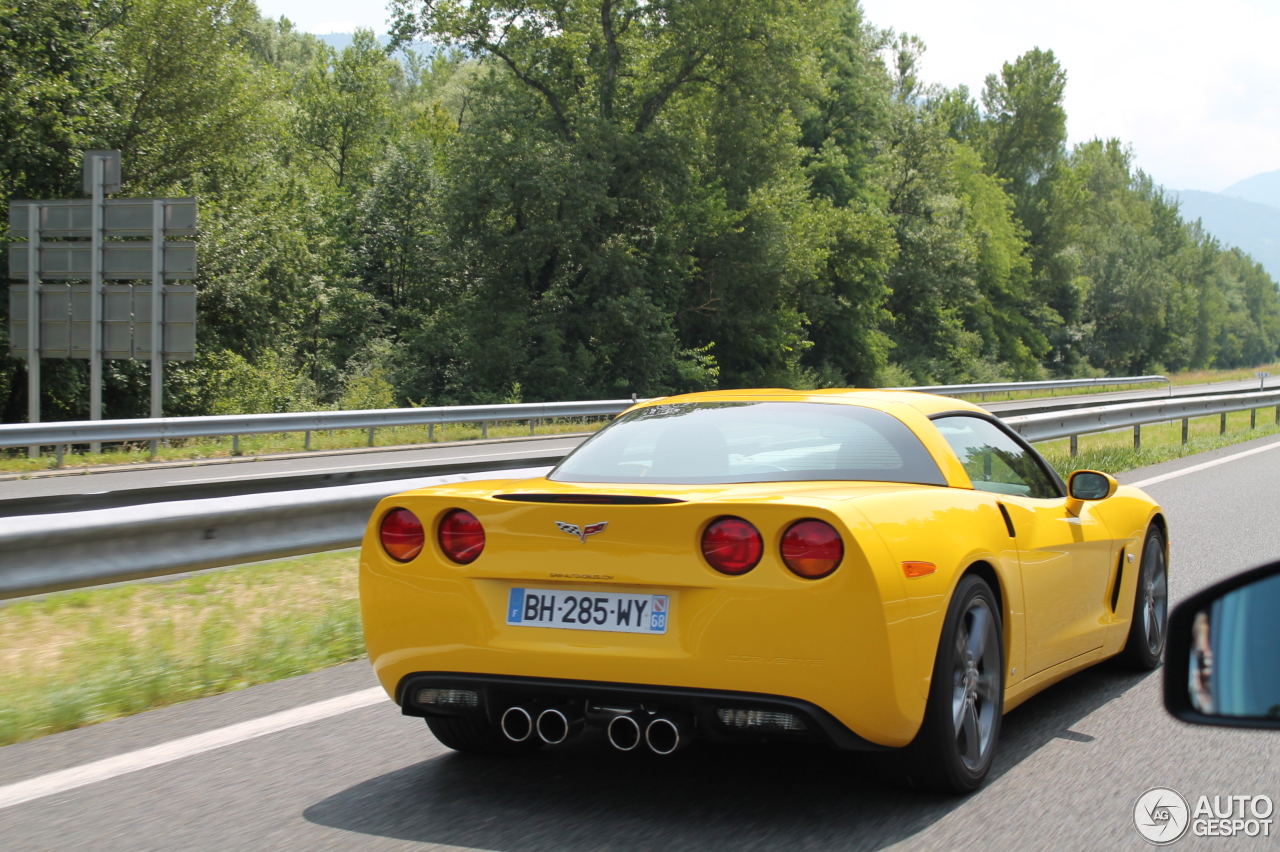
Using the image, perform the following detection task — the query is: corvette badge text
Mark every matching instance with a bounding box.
[1134,787,1273,844]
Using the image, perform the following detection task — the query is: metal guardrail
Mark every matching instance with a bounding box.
[0,466,552,598]
[889,375,1169,396]
[1004,388,1280,447]
[0,399,635,450]
[0,376,1170,453]
[12,380,1280,601]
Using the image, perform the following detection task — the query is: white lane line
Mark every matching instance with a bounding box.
[1130,438,1280,489]
[0,687,385,811]
[174,447,573,484]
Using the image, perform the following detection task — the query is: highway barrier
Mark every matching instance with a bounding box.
[0,375,1170,459]
[20,379,1280,601]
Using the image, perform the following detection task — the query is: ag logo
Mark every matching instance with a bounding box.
[1134,787,1190,844]
[554,521,608,543]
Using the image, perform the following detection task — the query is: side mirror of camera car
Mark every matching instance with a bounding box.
[1164,559,1280,729]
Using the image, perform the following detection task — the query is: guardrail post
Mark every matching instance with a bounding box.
[530,418,537,435]
[367,427,375,447]
[55,444,64,468]
[1220,413,1227,435]
[1276,405,1279,425]
[1133,425,1141,451]
[428,423,434,442]
[482,421,489,438]
[304,430,311,451]
[232,434,239,456]
[1251,409,1257,430]
[149,438,158,460]
[1069,435,1077,457]
[1181,418,1188,445]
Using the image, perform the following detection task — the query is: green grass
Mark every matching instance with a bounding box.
[0,418,604,475]
[1038,407,1280,480]
[0,550,363,746]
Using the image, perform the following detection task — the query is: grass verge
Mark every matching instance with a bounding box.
[4,409,1279,746]
[0,550,362,747]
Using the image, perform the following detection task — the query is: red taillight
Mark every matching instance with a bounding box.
[438,509,485,564]
[380,508,424,562]
[781,520,843,579]
[701,517,763,575]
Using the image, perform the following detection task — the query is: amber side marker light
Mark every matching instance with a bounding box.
[380,508,425,562]
[701,517,764,575]
[781,520,843,579]
[439,509,486,564]
[902,561,937,578]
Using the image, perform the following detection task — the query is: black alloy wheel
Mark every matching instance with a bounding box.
[1118,525,1168,670]
[906,574,1005,794]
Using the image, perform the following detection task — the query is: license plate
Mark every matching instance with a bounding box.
[506,588,670,634]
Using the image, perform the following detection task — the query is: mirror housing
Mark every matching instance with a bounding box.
[1065,470,1117,515]
[1164,559,1280,729]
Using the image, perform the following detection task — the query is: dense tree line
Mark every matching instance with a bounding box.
[2,0,1278,421]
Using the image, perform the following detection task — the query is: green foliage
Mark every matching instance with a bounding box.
[1,0,1278,426]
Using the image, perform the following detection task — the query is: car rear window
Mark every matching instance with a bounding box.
[549,401,947,485]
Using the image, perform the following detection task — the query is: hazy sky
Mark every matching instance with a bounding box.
[254,0,1280,192]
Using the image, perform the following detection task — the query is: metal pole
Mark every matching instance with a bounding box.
[1069,435,1077,457]
[1220,412,1227,435]
[1133,424,1141,451]
[89,155,105,452]
[150,201,164,416]
[1181,418,1188,445]
[26,202,40,459]
[1251,409,1257,430]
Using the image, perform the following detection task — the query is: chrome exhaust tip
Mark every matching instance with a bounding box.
[500,706,535,742]
[645,714,693,755]
[536,706,585,744]
[606,713,643,751]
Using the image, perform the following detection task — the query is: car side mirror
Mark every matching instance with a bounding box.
[1164,560,1280,729]
[1065,470,1116,514]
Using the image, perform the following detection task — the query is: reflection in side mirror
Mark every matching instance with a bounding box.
[1068,470,1115,501]
[1165,561,1280,729]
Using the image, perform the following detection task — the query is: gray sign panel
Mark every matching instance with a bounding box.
[8,284,195,360]
[8,241,197,280]
[8,199,198,237]
[82,150,121,195]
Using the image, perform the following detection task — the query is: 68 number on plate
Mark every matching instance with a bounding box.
[507,588,669,635]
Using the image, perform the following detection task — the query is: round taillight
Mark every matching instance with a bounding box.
[781,519,843,579]
[438,509,485,564]
[701,517,763,575]
[380,508,424,562]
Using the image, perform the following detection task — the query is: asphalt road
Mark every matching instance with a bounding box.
[3,436,1280,850]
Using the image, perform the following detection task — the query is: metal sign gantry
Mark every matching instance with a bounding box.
[6,151,198,451]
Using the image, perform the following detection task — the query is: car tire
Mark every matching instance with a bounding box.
[1116,525,1168,671]
[906,574,1004,794]
[425,716,544,756]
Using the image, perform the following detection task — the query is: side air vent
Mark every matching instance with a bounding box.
[493,494,685,505]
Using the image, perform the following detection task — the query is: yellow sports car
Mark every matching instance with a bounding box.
[359,390,1168,792]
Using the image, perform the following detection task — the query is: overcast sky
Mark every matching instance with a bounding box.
[254,0,1279,193]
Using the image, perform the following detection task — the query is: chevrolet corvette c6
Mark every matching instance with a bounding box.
[359,389,1168,792]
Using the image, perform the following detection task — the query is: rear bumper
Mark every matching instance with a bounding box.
[396,671,892,752]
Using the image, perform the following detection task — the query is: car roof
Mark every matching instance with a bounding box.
[630,388,986,418]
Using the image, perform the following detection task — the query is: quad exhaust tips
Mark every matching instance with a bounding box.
[645,713,693,755]
[606,713,643,751]
[500,706,535,742]
[536,706,586,744]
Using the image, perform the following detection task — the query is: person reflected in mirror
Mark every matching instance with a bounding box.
[1190,610,1214,714]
